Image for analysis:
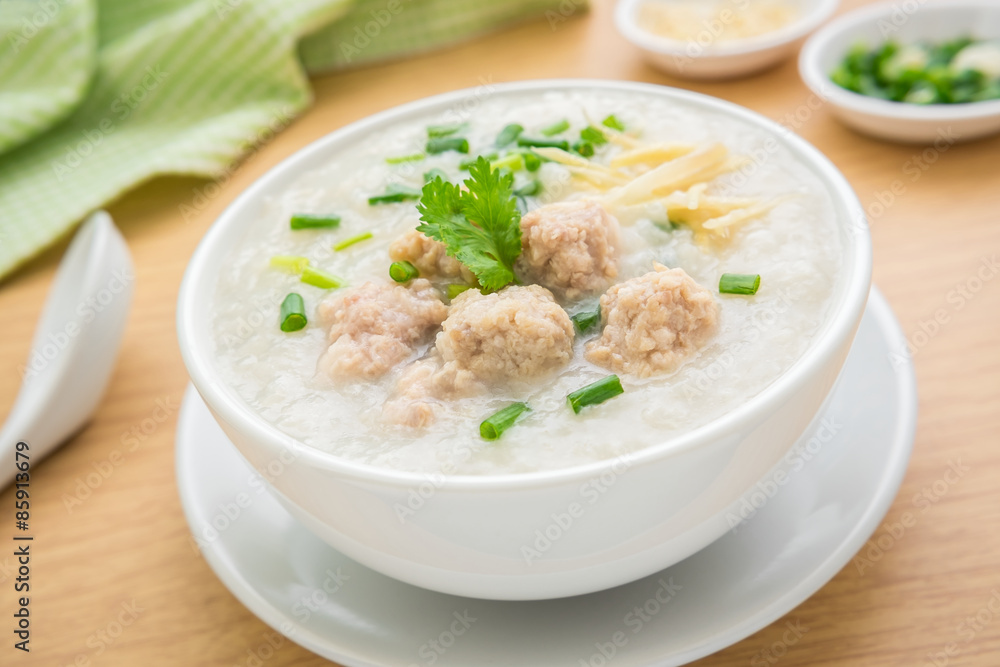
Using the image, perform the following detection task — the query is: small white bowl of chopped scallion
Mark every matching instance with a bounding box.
[799,0,1000,143]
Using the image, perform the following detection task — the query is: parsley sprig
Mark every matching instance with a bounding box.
[416,157,522,292]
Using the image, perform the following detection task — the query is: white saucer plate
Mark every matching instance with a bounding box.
[176,287,916,667]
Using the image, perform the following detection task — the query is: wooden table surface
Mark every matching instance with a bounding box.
[2,0,999,664]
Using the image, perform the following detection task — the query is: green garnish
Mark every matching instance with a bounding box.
[830,37,1000,104]
[290,214,341,230]
[513,180,541,197]
[368,183,422,205]
[385,153,425,164]
[573,141,595,157]
[417,156,523,292]
[517,136,570,151]
[279,293,307,332]
[495,123,524,147]
[300,267,344,289]
[602,114,626,131]
[389,261,419,283]
[719,273,760,295]
[580,126,608,145]
[461,153,498,170]
[491,153,524,172]
[269,255,310,274]
[571,305,601,334]
[427,137,470,154]
[567,375,624,414]
[447,284,472,299]
[480,402,531,440]
[540,119,570,136]
[333,232,373,251]
[522,151,542,171]
[427,123,465,138]
[424,168,449,183]
[654,220,682,232]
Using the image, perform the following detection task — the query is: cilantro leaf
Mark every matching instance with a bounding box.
[416,157,522,291]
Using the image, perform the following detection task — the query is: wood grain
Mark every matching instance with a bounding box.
[2,0,999,664]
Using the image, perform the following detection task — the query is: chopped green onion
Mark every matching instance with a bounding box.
[719,273,760,295]
[385,153,425,164]
[517,136,570,151]
[427,123,465,138]
[829,37,1000,104]
[602,114,626,132]
[427,137,470,154]
[424,168,449,183]
[513,180,541,197]
[333,231,373,251]
[654,220,682,232]
[522,151,542,171]
[480,402,531,440]
[269,255,310,274]
[567,375,624,414]
[495,123,524,147]
[540,119,570,136]
[279,293,307,332]
[461,152,498,170]
[491,153,524,172]
[571,305,601,334]
[368,183,421,205]
[389,260,419,282]
[573,141,595,157]
[580,126,608,145]
[447,284,472,299]
[300,267,344,290]
[290,214,341,230]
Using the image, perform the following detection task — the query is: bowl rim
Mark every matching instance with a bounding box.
[614,0,842,59]
[176,78,872,491]
[799,0,1000,122]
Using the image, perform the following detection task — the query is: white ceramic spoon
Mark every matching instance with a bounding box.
[0,211,133,489]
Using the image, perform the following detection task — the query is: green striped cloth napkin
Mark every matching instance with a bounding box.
[0,0,586,279]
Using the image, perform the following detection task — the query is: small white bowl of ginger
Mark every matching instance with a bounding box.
[616,0,840,80]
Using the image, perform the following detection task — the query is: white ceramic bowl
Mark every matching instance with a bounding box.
[799,0,1000,143]
[615,0,841,80]
[177,80,872,601]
